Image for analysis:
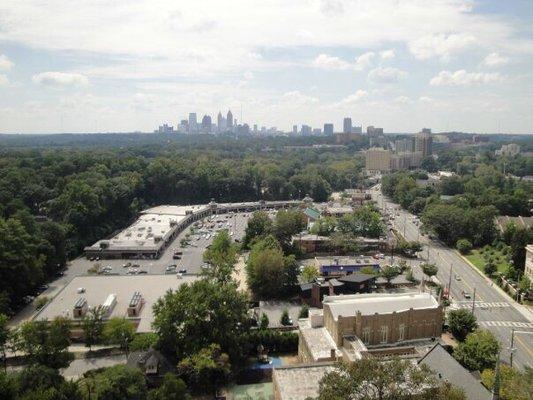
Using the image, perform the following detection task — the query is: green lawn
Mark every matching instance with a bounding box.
[465,247,510,275]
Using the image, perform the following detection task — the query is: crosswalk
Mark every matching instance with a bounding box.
[480,321,533,329]
[449,301,511,310]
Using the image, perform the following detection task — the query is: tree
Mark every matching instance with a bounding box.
[448,309,477,341]
[337,206,384,238]
[129,333,158,352]
[18,317,73,369]
[484,261,497,277]
[316,358,466,400]
[456,239,472,255]
[280,309,290,326]
[481,364,533,400]
[421,263,438,281]
[301,264,319,283]
[82,306,105,350]
[103,317,136,352]
[178,344,231,394]
[381,266,400,286]
[148,373,190,400]
[246,235,298,298]
[273,209,307,250]
[519,275,531,293]
[202,230,238,283]
[454,330,500,371]
[310,216,337,236]
[242,211,273,249]
[259,313,269,330]
[299,304,309,319]
[0,314,10,373]
[152,279,249,363]
[82,364,147,400]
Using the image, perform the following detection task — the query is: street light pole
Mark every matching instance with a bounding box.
[509,328,515,368]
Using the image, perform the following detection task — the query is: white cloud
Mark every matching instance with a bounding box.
[0,54,14,71]
[483,52,509,68]
[409,33,476,61]
[0,74,8,86]
[354,52,375,70]
[394,95,411,104]
[380,49,395,59]
[313,53,351,70]
[32,72,89,88]
[430,70,503,86]
[280,91,319,106]
[368,66,407,83]
[338,89,368,105]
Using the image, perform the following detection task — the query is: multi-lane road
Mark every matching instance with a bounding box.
[372,186,533,369]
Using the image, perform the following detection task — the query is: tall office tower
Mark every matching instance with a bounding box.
[301,125,312,136]
[253,124,258,133]
[227,110,233,128]
[323,123,334,136]
[178,119,188,133]
[188,113,198,134]
[421,128,432,134]
[343,117,352,134]
[292,125,298,135]
[415,130,433,157]
[201,115,212,133]
[312,128,321,135]
[217,111,224,131]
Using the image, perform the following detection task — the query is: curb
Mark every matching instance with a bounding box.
[456,251,533,322]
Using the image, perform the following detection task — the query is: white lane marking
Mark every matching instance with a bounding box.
[449,302,511,310]
[480,321,533,328]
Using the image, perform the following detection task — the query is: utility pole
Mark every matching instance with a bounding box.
[509,328,515,368]
[471,287,476,314]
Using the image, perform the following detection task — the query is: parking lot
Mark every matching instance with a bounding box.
[72,211,255,276]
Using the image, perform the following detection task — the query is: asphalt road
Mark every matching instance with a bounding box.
[372,185,533,369]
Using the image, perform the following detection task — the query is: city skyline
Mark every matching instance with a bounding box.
[1,1,533,134]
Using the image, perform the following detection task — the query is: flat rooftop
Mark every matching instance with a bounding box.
[299,319,342,361]
[315,256,378,266]
[273,363,335,400]
[141,204,209,216]
[323,292,439,320]
[36,275,199,332]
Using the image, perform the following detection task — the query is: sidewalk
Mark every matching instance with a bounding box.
[457,251,533,322]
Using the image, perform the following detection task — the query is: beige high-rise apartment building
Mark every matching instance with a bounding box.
[365,147,391,172]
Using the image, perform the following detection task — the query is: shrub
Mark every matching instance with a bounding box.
[280,309,290,326]
[260,313,269,330]
[245,330,298,354]
[299,304,309,319]
[456,239,472,255]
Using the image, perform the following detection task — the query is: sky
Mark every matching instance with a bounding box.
[1,0,533,134]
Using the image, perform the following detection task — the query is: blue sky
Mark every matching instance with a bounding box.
[0,0,532,134]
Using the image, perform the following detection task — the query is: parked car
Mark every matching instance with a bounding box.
[178,269,187,274]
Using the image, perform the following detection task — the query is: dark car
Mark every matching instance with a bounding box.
[178,269,187,274]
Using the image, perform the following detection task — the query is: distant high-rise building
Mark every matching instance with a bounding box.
[217,111,224,132]
[367,126,384,136]
[395,138,415,153]
[201,115,212,133]
[421,128,432,134]
[188,113,198,134]
[301,125,312,136]
[352,125,362,134]
[343,117,352,134]
[178,119,188,133]
[156,123,174,134]
[365,148,392,172]
[415,130,433,157]
[323,123,334,135]
[227,110,233,128]
[312,128,321,135]
[253,124,258,133]
[292,125,298,135]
